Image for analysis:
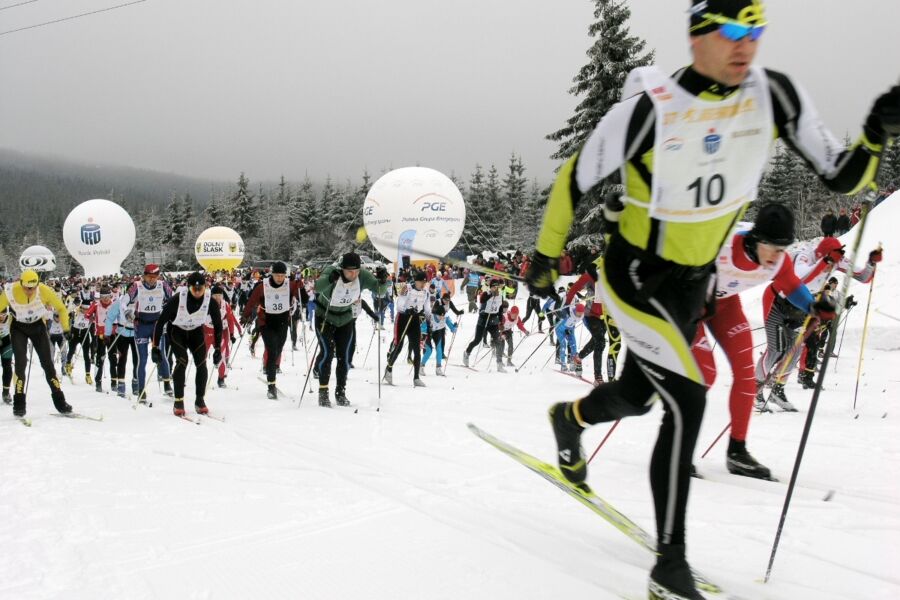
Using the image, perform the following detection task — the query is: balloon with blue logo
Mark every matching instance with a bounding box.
[362,167,466,266]
[19,245,56,272]
[63,199,136,277]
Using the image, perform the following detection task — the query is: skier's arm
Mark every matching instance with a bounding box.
[240,283,264,322]
[208,299,223,347]
[38,285,71,331]
[836,254,876,284]
[767,69,884,196]
[771,254,815,314]
[152,296,179,346]
[360,299,378,321]
[448,299,463,316]
[105,301,119,334]
[446,318,457,333]
[566,272,593,305]
[516,317,528,334]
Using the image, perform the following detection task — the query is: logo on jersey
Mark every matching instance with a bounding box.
[703,129,722,155]
[81,221,101,245]
[663,137,683,152]
[651,85,673,101]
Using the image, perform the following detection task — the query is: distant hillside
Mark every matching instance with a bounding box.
[0,148,219,234]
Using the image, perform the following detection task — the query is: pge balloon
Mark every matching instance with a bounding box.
[19,245,56,272]
[63,199,136,278]
[194,226,245,272]
[363,167,465,263]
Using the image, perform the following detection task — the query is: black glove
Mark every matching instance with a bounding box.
[64,330,72,341]
[869,248,883,265]
[328,270,341,283]
[813,296,837,321]
[844,295,858,309]
[525,252,559,298]
[602,190,625,232]
[213,349,222,365]
[865,85,900,139]
[230,335,236,345]
[151,346,162,364]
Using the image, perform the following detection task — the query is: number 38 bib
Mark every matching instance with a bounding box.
[628,66,773,223]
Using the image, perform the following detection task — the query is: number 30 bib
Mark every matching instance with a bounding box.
[628,66,773,223]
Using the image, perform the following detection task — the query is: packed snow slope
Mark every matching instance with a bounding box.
[1,197,898,600]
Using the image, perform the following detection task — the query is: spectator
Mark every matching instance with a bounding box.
[850,204,861,227]
[820,208,836,237]
[559,250,573,276]
[835,207,851,235]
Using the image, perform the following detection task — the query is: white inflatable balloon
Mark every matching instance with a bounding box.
[63,199,136,278]
[19,245,56,272]
[363,167,466,264]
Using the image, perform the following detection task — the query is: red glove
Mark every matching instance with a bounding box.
[869,248,883,264]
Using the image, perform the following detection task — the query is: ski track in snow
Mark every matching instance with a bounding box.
[2,204,900,599]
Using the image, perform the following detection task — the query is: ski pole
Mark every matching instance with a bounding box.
[700,422,732,459]
[22,343,35,396]
[514,328,551,372]
[587,420,621,464]
[764,180,881,583]
[852,263,877,411]
[832,304,854,372]
[362,325,377,368]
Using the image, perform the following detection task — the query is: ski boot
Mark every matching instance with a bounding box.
[292,343,298,352]
[163,380,174,397]
[13,393,26,417]
[435,365,445,376]
[217,377,227,389]
[383,369,393,385]
[753,383,771,413]
[418,364,426,377]
[547,402,587,485]
[496,361,507,373]
[116,381,127,398]
[573,356,583,375]
[95,379,104,393]
[593,376,604,387]
[65,362,74,377]
[173,399,186,416]
[506,357,514,367]
[648,544,704,600]
[462,352,470,367]
[85,373,93,385]
[769,383,798,412]
[267,384,278,400]
[249,345,256,358]
[318,386,331,407]
[726,440,773,480]
[413,378,426,388]
[335,387,350,407]
[2,388,11,405]
[194,398,209,415]
[131,379,139,395]
[798,370,815,390]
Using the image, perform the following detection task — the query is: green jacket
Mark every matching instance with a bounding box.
[314,266,379,327]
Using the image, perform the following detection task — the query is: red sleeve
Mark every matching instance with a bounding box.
[84,304,97,321]
[516,317,528,333]
[566,272,592,305]
[770,254,804,297]
[241,284,264,321]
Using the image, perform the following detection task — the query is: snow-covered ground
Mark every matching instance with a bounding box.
[2,197,898,600]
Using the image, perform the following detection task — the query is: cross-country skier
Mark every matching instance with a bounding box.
[555,303,585,372]
[384,270,432,386]
[0,270,73,417]
[314,253,379,405]
[421,302,456,376]
[105,293,138,398]
[207,284,242,388]
[152,272,222,416]
[240,261,304,400]
[565,262,620,384]
[64,299,94,383]
[462,277,506,372]
[525,1,898,596]
[499,305,528,366]
[84,286,116,393]
[126,264,175,400]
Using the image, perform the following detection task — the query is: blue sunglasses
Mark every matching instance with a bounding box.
[704,13,767,41]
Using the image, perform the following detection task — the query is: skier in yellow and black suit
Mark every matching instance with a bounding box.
[525,1,899,598]
[0,270,73,417]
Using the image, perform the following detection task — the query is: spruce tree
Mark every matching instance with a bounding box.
[228,172,258,239]
[546,0,654,248]
[206,190,228,225]
[501,154,528,248]
[463,165,485,252]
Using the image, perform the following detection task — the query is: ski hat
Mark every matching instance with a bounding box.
[210,284,225,296]
[751,203,794,246]
[144,264,160,276]
[340,252,361,270]
[432,302,445,316]
[489,277,501,287]
[689,0,766,36]
[815,237,844,260]
[508,306,520,318]
[20,270,39,289]
[574,303,586,316]
[99,286,112,298]
[187,272,207,288]
[413,270,427,282]
[271,260,288,275]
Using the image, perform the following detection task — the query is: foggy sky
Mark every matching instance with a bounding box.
[0,0,897,183]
